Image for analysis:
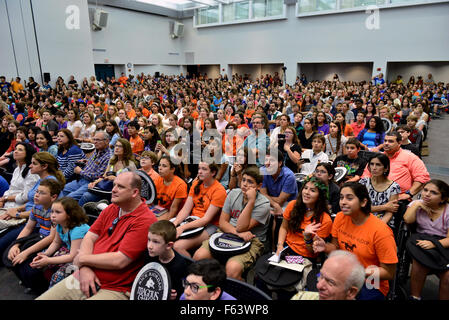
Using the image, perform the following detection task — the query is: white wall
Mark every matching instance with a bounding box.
[231,64,284,80]
[0,0,94,85]
[300,62,373,82]
[387,62,449,84]
[198,65,220,79]
[89,5,184,67]
[182,2,449,84]
[134,64,183,76]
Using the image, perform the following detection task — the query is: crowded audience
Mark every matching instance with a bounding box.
[0,70,447,301]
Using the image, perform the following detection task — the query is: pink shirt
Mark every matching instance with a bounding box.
[362,148,430,193]
[350,122,365,138]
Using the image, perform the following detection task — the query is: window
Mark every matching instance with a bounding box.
[253,0,284,18]
[197,5,219,25]
[223,1,250,22]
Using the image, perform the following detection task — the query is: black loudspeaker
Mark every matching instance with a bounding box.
[155,72,160,78]
[43,72,50,82]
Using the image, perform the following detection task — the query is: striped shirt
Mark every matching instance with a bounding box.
[29,204,52,237]
[56,144,85,180]
[80,148,112,181]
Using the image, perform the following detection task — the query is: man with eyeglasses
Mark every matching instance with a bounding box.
[242,113,270,167]
[180,259,236,300]
[61,131,112,201]
[37,171,157,300]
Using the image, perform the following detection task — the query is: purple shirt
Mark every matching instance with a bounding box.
[411,200,449,238]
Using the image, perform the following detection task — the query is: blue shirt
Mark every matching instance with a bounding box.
[29,204,52,237]
[56,223,90,250]
[262,166,298,203]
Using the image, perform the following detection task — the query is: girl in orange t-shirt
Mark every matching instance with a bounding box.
[172,162,227,258]
[154,155,188,221]
[313,182,398,300]
[276,177,333,260]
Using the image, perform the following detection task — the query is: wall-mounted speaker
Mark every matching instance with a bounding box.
[43,72,50,83]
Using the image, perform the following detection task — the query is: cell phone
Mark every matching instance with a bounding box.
[157,140,162,144]
[302,158,311,163]
[278,134,285,140]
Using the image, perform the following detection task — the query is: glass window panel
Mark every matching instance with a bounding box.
[253,0,267,18]
[267,0,284,16]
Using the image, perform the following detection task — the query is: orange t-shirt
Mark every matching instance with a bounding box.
[129,135,144,154]
[154,175,188,210]
[283,200,333,258]
[244,109,255,120]
[189,179,227,226]
[127,109,137,120]
[331,212,398,296]
[343,124,354,137]
[146,168,160,183]
[191,111,199,120]
[141,108,151,118]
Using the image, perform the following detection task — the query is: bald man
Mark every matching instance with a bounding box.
[291,250,365,300]
[37,172,157,300]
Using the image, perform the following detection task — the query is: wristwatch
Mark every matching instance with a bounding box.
[405,190,413,197]
[15,212,21,219]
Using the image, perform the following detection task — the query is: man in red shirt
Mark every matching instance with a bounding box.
[36,171,157,300]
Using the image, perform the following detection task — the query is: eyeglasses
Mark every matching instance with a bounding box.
[108,217,119,236]
[93,138,106,142]
[182,279,214,294]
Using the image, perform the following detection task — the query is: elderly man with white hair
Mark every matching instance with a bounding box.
[291,250,365,300]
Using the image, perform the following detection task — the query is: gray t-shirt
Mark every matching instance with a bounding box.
[223,189,271,243]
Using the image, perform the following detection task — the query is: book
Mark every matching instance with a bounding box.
[269,260,305,273]
[217,233,246,247]
[149,204,168,217]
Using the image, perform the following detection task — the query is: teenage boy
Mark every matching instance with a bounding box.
[193,166,271,280]
[144,220,192,300]
[300,134,329,175]
[40,109,59,136]
[180,259,236,300]
[127,120,144,156]
[397,125,420,158]
[140,150,160,182]
[332,138,367,183]
[55,111,68,130]
[7,179,62,294]
[350,111,366,138]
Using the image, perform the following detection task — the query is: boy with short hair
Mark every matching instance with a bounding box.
[193,166,271,280]
[300,134,329,175]
[333,137,367,183]
[406,114,423,148]
[180,259,236,300]
[144,220,192,300]
[397,124,421,158]
[55,111,67,130]
[128,120,144,155]
[350,111,366,138]
[140,150,160,182]
[6,179,62,294]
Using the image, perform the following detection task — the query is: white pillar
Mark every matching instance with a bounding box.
[220,63,232,79]
[283,61,298,87]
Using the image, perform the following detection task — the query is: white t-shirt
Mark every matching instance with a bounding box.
[300,150,329,175]
[67,120,83,134]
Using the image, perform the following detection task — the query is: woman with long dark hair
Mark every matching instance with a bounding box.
[276,176,332,262]
[56,129,84,181]
[357,116,385,151]
[313,182,398,300]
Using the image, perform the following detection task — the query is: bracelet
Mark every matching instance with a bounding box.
[304,237,313,245]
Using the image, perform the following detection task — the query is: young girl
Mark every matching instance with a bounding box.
[298,117,317,151]
[79,111,96,143]
[316,111,329,136]
[172,162,227,258]
[313,182,398,300]
[404,180,449,300]
[36,130,58,157]
[30,197,89,287]
[324,120,347,161]
[335,112,354,137]
[276,176,333,263]
[314,162,341,215]
[359,154,400,228]
[66,109,83,140]
[154,155,188,221]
